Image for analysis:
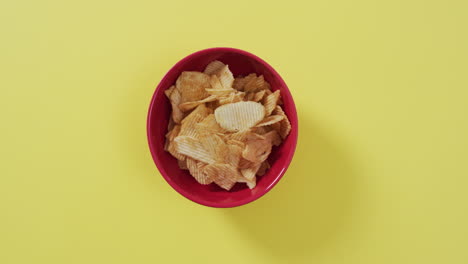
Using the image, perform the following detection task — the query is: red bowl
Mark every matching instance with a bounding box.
[147,47,298,208]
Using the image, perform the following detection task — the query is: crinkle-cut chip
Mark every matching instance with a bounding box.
[164,138,170,151]
[255,115,285,127]
[233,73,256,91]
[187,158,212,184]
[206,101,219,110]
[245,92,255,101]
[218,92,245,105]
[273,106,292,139]
[214,101,265,132]
[195,114,226,134]
[264,130,281,146]
[228,130,265,142]
[209,75,224,90]
[179,104,211,137]
[179,95,217,112]
[242,138,272,163]
[199,134,228,163]
[178,159,188,170]
[166,124,181,141]
[237,176,256,189]
[253,90,266,102]
[264,88,272,96]
[165,85,175,99]
[215,65,234,89]
[244,75,265,92]
[225,144,243,167]
[257,161,270,176]
[169,89,185,123]
[168,137,186,161]
[204,163,240,191]
[238,157,255,169]
[167,117,175,134]
[176,71,210,103]
[205,88,235,97]
[174,136,216,164]
[204,60,225,75]
[252,126,272,135]
[263,90,281,116]
[241,162,262,180]
[226,139,245,148]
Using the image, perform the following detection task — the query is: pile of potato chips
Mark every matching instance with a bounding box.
[164,61,291,190]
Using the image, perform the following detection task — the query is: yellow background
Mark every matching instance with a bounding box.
[1,0,467,263]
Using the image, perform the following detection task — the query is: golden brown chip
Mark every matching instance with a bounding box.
[199,134,228,163]
[167,117,175,134]
[245,92,255,101]
[204,60,225,75]
[256,161,270,176]
[215,65,234,88]
[179,104,211,138]
[204,163,240,191]
[205,88,235,97]
[176,71,210,103]
[225,144,243,167]
[237,176,256,189]
[244,75,265,92]
[238,157,254,169]
[165,85,175,99]
[242,138,272,163]
[174,136,216,164]
[166,124,181,141]
[255,115,285,127]
[169,88,185,123]
[179,95,218,112]
[195,114,226,134]
[214,101,265,132]
[263,90,280,116]
[273,106,292,139]
[240,162,262,180]
[208,75,224,90]
[233,73,256,91]
[228,130,265,142]
[264,130,282,146]
[218,91,245,105]
[253,90,266,102]
[187,158,212,184]
[226,139,245,148]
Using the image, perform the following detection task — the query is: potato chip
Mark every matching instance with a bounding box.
[176,71,210,103]
[166,124,181,142]
[273,106,291,139]
[196,114,226,134]
[205,88,235,97]
[226,139,245,148]
[165,85,175,99]
[245,92,255,101]
[187,158,212,184]
[263,90,280,116]
[244,75,265,92]
[238,157,254,169]
[179,95,217,112]
[225,144,243,167]
[174,136,216,164]
[255,115,285,127]
[242,138,272,163]
[179,104,211,138]
[256,161,270,176]
[208,75,224,90]
[215,65,234,88]
[169,88,185,123]
[214,101,265,132]
[203,163,240,191]
[228,129,265,142]
[253,90,266,102]
[233,73,256,91]
[264,130,281,146]
[241,162,262,181]
[204,60,225,75]
[237,176,256,189]
[218,91,245,105]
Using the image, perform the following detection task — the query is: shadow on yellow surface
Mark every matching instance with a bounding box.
[224,114,358,260]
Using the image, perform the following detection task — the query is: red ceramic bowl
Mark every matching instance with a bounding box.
[147,47,298,208]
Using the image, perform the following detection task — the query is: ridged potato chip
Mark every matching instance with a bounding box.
[165,85,175,99]
[176,71,210,103]
[204,60,225,75]
[195,114,226,134]
[255,115,285,127]
[233,73,256,91]
[244,75,265,92]
[237,176,256,189]
[178,159,188,170]
[179,95,217,112]
[204,163,240,191]
[215,65,234,89]
[169,89,185,123]
[241,162,262,181]
[187,158,211,184]
[264,130,282,146]
[242,138,272,163]
[174,136,216,164]
[273,106,292,139]
[214,101,265,132]
[225,144,243,167]
[263,90,281,116]
[253,90,266,102]
[256,161,270,176]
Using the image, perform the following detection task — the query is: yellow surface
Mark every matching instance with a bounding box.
[1,0,467,263]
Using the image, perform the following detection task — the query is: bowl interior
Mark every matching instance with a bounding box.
[147,48,297,207]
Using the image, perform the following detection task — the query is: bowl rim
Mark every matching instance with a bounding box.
[147,47,298,208]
